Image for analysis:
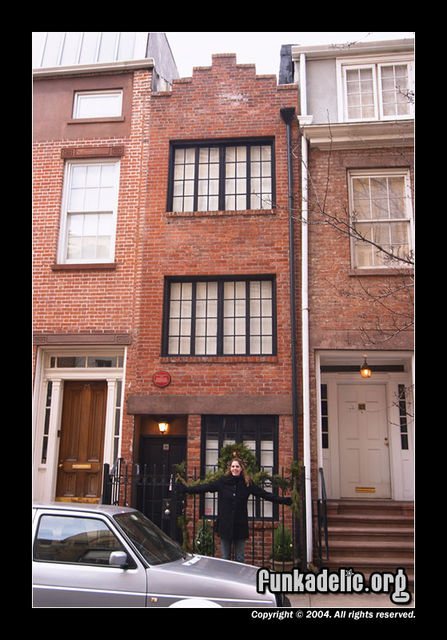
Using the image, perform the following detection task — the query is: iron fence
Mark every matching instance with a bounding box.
[101,459,306,569]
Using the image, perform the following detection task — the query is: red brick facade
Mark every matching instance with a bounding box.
[125,53,299,461]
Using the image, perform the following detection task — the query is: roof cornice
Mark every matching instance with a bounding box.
[292,38,414,60]
[299,119,414,150]
[33,58,154,79]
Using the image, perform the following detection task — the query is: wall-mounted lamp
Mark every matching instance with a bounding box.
[360,355,372,379]
[158,421,169,435]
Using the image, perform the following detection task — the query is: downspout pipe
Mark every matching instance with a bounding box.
[280,106,298,461]
[280,106,304,566]
[299,53,313,566]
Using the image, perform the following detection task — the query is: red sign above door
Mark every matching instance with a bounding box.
[152,371,171,388]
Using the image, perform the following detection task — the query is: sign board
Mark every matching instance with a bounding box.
[152,371,171,388]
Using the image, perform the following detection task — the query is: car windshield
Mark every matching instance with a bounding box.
[114,511,186,565]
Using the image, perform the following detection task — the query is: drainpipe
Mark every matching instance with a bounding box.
[280,105,303,564]
[298,52,313,566]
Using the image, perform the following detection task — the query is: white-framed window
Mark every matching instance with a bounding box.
[72,90,123,119]
[338,56,414,122]
[58,159,120,263]
[348,169,413,269]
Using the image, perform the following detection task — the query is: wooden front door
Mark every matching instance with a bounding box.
[56,381,107,502]
[338,384,391,499]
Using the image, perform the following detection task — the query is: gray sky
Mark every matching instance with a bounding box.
[165,32,414,79]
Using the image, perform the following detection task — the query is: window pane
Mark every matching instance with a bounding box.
[346,67,375,120]
[34,515,123,564]
[168,282,193,354]
[380,64,410,117]
[74,91,122,119]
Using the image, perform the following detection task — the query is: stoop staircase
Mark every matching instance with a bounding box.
[321,500,414,587]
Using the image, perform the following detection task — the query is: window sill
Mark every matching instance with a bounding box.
[67,117,125,124]
[51,262,117,271]
[160,355,278,364]
[166,208,276,219]
[348,267,413,277]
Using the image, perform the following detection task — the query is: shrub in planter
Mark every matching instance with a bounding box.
[195,518,215,557]
[272,524,294,570]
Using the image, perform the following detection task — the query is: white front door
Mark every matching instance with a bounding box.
[338,384,391,498]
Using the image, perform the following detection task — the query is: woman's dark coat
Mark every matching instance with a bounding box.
[180,473,291,540]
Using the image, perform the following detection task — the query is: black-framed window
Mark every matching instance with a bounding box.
[201,415,278,519]
[167,139,275,212]
[162,276,276,357]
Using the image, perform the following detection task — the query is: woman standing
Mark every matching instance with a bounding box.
[178,457,292,563]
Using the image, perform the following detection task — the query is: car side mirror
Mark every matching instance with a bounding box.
[109,551,129,568]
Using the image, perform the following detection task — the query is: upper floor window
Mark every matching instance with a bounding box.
[163,276,276,356]
[168,139,275,213]
[348,169,413,269]
[72,90,123,119]
[338,56,414,122]
[58,159,120,264]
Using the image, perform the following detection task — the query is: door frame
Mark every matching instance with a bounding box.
[32,346,126,503]
[315,350,414,501]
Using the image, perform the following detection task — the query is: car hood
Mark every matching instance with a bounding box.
[147,554,275,606]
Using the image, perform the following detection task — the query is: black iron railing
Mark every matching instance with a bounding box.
[315,467,329,563]
[101,459,304,568]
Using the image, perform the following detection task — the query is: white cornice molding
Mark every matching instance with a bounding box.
[33,58,155,79]
[292,39,414,61]
[300,120,414,150]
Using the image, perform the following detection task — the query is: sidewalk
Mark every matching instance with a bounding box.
[288,592,415,608]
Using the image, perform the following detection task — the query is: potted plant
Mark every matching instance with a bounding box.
[271,524,294,571]
[194,518,215,557]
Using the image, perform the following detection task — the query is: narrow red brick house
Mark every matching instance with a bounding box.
[33,36,300,565]
[125,54,299,562]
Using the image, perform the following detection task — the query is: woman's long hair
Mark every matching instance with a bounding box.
[224,457,251,487]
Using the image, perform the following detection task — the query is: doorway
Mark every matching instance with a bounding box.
[56,380,107,502]
[338,384,391,498]
[137,436,186,541]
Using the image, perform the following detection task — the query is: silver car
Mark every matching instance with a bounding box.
[33,502,285,608]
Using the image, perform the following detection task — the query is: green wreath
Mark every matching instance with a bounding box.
[217,442,258,476]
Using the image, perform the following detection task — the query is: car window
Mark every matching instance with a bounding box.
[34,514,126,566]
[114,511,185,565]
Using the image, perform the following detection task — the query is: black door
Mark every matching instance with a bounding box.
[137,436,186,542]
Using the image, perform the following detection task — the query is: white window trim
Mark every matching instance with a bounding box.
[72,90,123,119]
[57,158,120,264]
[336,54,414,123]
[348,168,414,270]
